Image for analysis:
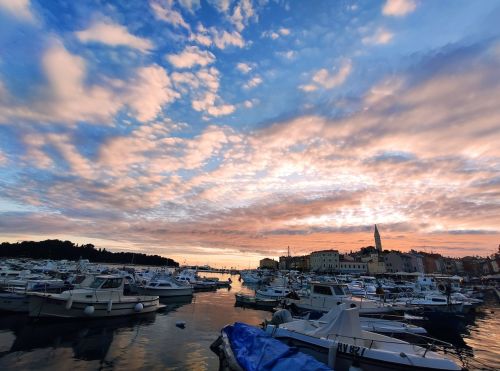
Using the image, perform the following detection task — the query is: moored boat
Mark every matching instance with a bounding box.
[28,275,160,318]
[256,285,292,299]
[285,281,407,315]
[210,322,332,371]
[234,293,279,310]
[265,306,463,371]
[270,304,427,342]
[135,273,193,297]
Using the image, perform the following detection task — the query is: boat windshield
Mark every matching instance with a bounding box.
[332,285,346,295]
[101,278,123,289]
[313,285,332,295]
[89,277,106,289]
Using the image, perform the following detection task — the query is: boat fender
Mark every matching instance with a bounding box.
[176,321,186,329]
[107,300,113,313]
[84,305,95,315]
[337,302,342,305]
[134,302,144,312]
[65,297,73,310]
[350,303,357,308]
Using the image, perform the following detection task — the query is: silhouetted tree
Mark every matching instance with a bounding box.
[0,240,178,266]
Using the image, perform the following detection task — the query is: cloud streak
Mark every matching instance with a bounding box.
[76,18,154,52]
[1,1,499,266]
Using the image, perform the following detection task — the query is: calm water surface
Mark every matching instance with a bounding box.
[0,274,498,370]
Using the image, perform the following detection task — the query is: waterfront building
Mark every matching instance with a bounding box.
[422,253,443,273]
[338,258,368,274]
[289,255,310,271]
[278,255,310,271]
[310,249,339,272]
[383,251,412,273]
[367,258,386,275]
[259,258,278,270]
[408,251,425,273]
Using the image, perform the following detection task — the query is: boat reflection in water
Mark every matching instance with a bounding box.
[0,296,194,368]
[0,312,156,362]
[159,295,194,308]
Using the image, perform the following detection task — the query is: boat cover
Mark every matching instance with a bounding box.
[224,322,332,371]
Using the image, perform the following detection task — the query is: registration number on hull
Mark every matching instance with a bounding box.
[337,342,366,357]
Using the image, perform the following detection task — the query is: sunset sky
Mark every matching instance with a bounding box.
[0,0,499,268]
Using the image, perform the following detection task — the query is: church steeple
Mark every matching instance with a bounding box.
[374,224,382,252]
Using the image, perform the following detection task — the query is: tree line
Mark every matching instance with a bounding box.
[0,239,179,267]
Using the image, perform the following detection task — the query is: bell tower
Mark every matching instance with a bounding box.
[374,224,382,252]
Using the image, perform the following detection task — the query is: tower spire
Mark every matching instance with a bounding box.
[374,224,382,252]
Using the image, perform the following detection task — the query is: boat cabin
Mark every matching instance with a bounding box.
[88,275,124,290]
[310,282,349,297]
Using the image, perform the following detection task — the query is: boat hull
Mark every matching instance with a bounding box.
[234,293,278,310]
[28,294,159,318]
[270,331,461,371]
[135,286,193,297]
[0,292,30,312]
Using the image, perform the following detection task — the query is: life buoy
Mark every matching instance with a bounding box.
[437,283,446,292]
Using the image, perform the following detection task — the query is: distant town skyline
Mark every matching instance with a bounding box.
[0,1,499,269]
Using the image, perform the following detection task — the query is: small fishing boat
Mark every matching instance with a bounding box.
[28,275,160,318]
[285,281,407,315]
[271,304,427,341]
[176,269,218,291]
[135,273,193,297]
[210,322,332,371]
[256,285,292,299]
[239,270,263,284]
[234,293,279,310]
[265,306,463,371]
[393,294,464,313]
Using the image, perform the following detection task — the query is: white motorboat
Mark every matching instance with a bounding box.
[285,282,407,315]
[393,294,464,313]
[28,275,160,318]
[272,304,426,340]
[266,306,462,371]
[256,285,292,299]
[239,270,263,284]
[135,273,193,297]
[176,269,218,291]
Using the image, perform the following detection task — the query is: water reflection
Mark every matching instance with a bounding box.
[0,312,156,362]
[0,274,270,370]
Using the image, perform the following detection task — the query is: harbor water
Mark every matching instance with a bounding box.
[0,273,498,370]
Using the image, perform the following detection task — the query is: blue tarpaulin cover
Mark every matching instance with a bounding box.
[223,322,332,371]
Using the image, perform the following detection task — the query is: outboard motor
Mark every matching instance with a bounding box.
[271,309,293,325]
